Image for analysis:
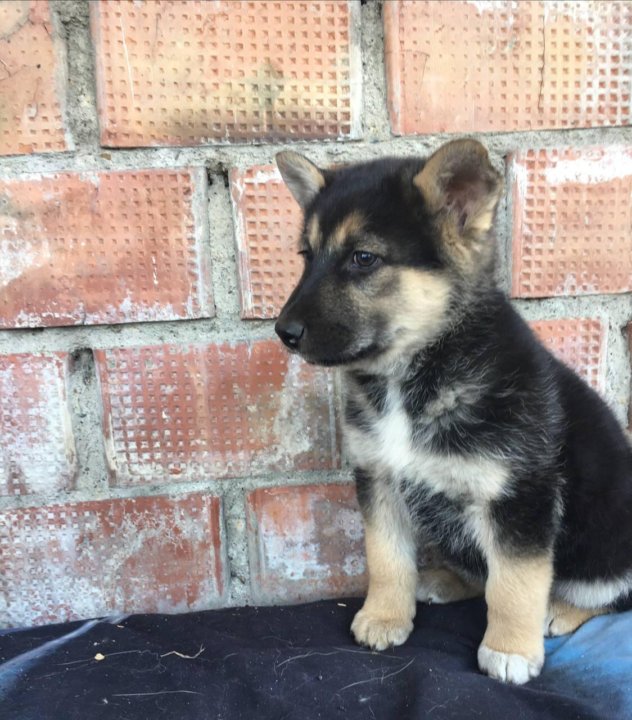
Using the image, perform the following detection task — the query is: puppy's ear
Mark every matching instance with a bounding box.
[275,151,327,209]
[414,139,503,237]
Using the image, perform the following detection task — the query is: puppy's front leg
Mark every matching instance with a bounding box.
[478,551,553,684]
[351,474,417,651]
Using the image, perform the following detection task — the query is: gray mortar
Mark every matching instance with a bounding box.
[51,0,99,150]
[0,0,631,612]
[3,128,632,177]
[207,171,243,323]
[222,483,252,606]
[67,348,110,494]
[358,0,391,142]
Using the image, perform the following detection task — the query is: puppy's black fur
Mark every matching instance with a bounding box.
[274,140,632,684]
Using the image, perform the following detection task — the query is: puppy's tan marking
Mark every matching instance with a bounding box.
[479,553,553,683]
[546,599,609,637]
[307,214,322,251]
[351,493,417,651]
[330,210,366,250]
[366,268,451,373]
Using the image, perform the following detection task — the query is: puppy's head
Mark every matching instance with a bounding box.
[274,139,503,368]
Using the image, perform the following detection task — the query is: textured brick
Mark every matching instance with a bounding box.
[91,0,361,147]
[0,1,71,156]
[511,147,632,298]
[0,169,213,328]
[531,318,606,392]
[384,1,632,135]
[230,165,303,319]
[0,493,225,627]
[247,483,366,604]
[94,340,338,485]
[0,353,75,497]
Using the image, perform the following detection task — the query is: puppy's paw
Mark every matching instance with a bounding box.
[545,613,580,637]
[351,608,413,651]
[477,644,543,684]
[545,603,605,637]
[416,567,480,604]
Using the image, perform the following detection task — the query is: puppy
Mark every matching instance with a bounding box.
[273,139,632,684]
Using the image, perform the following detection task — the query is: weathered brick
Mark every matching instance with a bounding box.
[91,0,361,147]
[384,1,632,135]
[247,483,366,604]
[511,147,632,298]
[0,1,71,155]
[0,353,76,497]
[0,493,225,628]
[230,165,303,319]
[94,340,338,485]
[0,169,213,328]
[530,318,606,392]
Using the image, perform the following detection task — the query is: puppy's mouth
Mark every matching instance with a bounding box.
[297,342,382,367]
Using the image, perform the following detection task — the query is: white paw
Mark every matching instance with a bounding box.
[477,644,543,684]
[351,608,413,651]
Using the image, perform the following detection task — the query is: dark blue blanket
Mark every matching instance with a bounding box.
[1,598,630,719]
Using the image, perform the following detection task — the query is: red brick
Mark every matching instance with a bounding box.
[247,483,366,604]
[230,165,303,319]
[0,169,213,328]
[91,1,361,147]
[511,147,632,298]
[384,1,632,135]
[0,493,225,627]
[0,353,76,497]
[0,1,71,156]
[530,318,606,392]
[94,340,338,485]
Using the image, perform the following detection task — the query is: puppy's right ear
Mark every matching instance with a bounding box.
[275,151,327,210]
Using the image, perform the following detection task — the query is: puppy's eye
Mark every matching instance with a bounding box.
[352,250,379,269]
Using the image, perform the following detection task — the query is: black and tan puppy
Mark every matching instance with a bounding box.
[273,139,632,684]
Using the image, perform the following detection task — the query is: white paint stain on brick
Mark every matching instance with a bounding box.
[0,496,223,627]
[544,148,632,185]
[0,239,43,286]
[10,300,197,328]
[249,167,281,185]
[511,157,529,201]
[251,487,366,602]
[0,355,76,497]
[263,534,327,582]
[273,354,317,456]
[464,1,513,13]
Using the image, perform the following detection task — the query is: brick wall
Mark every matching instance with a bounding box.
[0,0,630,628]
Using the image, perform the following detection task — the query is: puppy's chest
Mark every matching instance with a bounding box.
[344,379,507,504]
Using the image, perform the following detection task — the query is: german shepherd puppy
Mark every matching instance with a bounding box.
[273,139,632,684]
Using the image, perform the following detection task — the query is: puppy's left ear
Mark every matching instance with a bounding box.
[414,139,503,238]
[275,151,328,210]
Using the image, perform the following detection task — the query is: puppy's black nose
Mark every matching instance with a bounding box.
[275,319,305,350]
